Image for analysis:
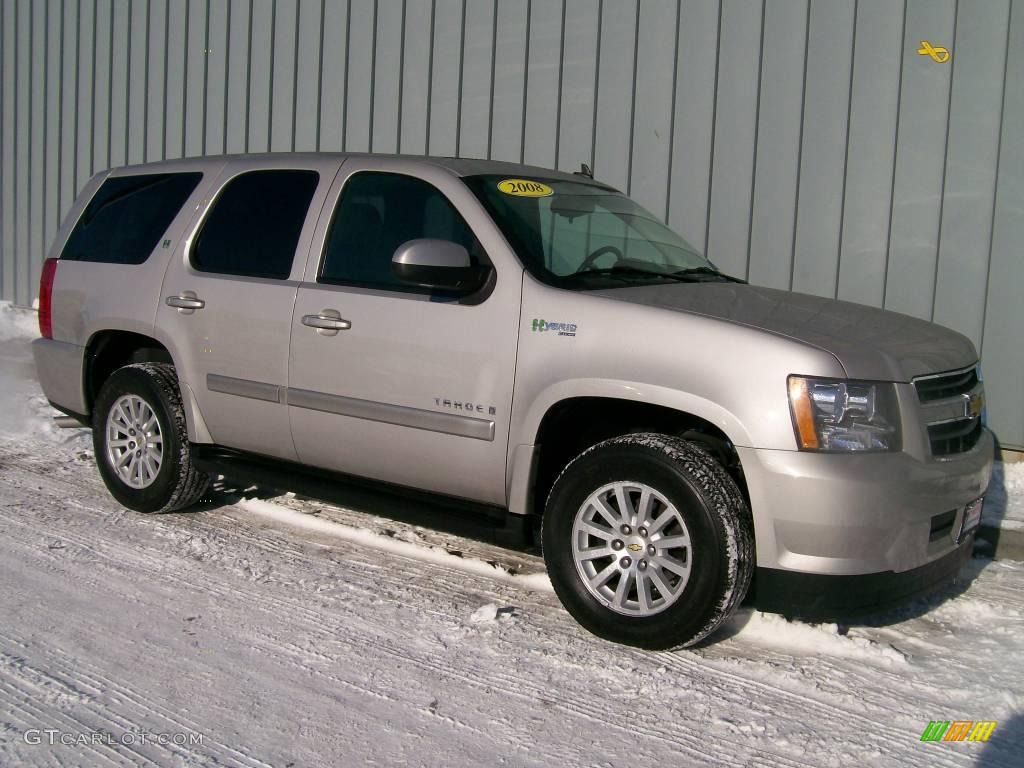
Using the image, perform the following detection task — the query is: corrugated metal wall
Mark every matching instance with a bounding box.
[1,0,1022,448]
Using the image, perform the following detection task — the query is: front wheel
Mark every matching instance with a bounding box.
[92,363,209,513]
[542,433,754,649]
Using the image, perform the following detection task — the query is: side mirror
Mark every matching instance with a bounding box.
[391,239,486,292]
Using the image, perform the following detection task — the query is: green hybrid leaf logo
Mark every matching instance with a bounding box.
[531,318,577,337]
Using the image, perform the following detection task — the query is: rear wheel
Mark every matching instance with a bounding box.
[542,433,753,649]
[92,363,209,513]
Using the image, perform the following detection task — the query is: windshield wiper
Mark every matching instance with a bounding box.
[670,266,747,283]
[570,264,744,284]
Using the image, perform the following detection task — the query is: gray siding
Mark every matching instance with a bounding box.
[1,0,1021,448]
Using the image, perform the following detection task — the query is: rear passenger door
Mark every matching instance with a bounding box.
[287,159,522,506]
[156,159,339,461]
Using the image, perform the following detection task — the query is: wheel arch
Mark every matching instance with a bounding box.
[83,328,213,443]
[509,382,752,520]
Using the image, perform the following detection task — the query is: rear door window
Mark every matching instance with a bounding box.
[192,169,320,280]
[61,172,202,264]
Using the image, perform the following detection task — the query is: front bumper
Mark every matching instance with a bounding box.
[749,532,975,618]
[737,428,993,577]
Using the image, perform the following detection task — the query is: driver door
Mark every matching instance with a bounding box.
[287,158,522,505]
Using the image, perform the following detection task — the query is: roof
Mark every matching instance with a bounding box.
[105,152,607,187]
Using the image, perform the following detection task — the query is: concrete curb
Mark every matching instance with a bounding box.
[976,525,1024,562]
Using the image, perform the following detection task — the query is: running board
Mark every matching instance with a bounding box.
[193,445,534,550]
[53,415,86,428]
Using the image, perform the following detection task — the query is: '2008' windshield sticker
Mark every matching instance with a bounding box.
[532,318,577,337]
[498,179,554,197]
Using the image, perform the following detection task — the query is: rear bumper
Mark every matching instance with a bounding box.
[31,337,88,416]
[738,431,993,576]
[749,532,975,618]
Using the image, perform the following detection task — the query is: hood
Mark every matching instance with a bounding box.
[593,283,977,381]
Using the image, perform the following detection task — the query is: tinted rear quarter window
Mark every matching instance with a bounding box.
[192,169,320,279]
[61,172,202,264]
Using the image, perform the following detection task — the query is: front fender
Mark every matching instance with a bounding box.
[504,380,752,515]
[518,378,753,450]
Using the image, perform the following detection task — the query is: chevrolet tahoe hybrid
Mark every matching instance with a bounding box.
[32,153,993,648]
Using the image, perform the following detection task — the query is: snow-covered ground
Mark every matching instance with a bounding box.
[1,301,1022,767]
[985,460,1024,531]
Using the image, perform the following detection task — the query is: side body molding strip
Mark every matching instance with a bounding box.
[287,387,496,442]
[207,374,283,403]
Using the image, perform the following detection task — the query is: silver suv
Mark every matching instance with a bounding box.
[33,154,993,649]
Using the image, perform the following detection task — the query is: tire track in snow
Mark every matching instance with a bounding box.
[0,459,763,767]
[0,452,958,768]
[2,445,1014,767]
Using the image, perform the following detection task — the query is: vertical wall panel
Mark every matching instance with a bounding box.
[790,0,855,297]
[318,0,348,152]
[127,0,148,164]
[92,0,111,172]
[555,0,598,173]
[15,0,29,304]
[747,0,806,289]
[591,0,636,191]
[74,0,94,191]
[459,0,497,160]
[44,0,63,247]
[184,0,209,158]
[835,0,903,307]
[427,0,462,157]
[884,0,957,318]
[293,0,321,151]
[489,0,528,162]
[522,0,562,168]
[344,0,374,152]
[205,0,228,155]
[165,0,187,159]
[665,0,719,249]
[225,0,250,154]
[29,0,46,299]
[246,0,272,152]
[932,0,1010,347]
[270,0,298,152]
[1,0,14,299]
[628,0,677,216]
[145,0,167,162]
[1,0,1022,445]
[108,0,128,169]
[370,0,401,153]
[705,0,762,277]
[399,0,430,155]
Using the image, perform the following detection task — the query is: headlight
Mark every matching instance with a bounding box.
[787,376,901,452]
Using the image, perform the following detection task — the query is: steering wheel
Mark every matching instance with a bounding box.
[576,244,624,273]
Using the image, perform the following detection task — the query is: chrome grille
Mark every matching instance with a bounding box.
[914,367,978,403]
[913,366,984,457]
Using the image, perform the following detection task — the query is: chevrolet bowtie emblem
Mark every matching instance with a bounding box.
[917,40,950,63]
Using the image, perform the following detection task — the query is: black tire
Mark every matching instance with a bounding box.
[92,363,209,513]
[542,433,754,649]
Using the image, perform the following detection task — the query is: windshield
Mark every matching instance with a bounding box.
[464,174,736,289]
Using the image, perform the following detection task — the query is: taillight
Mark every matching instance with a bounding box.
[38,258,58,339]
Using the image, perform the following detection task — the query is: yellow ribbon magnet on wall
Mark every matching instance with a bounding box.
[917,40,950,63]
[497,179,554,197]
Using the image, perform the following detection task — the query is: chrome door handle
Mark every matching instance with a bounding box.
[166,294,205,312]
[302,313,352,331]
